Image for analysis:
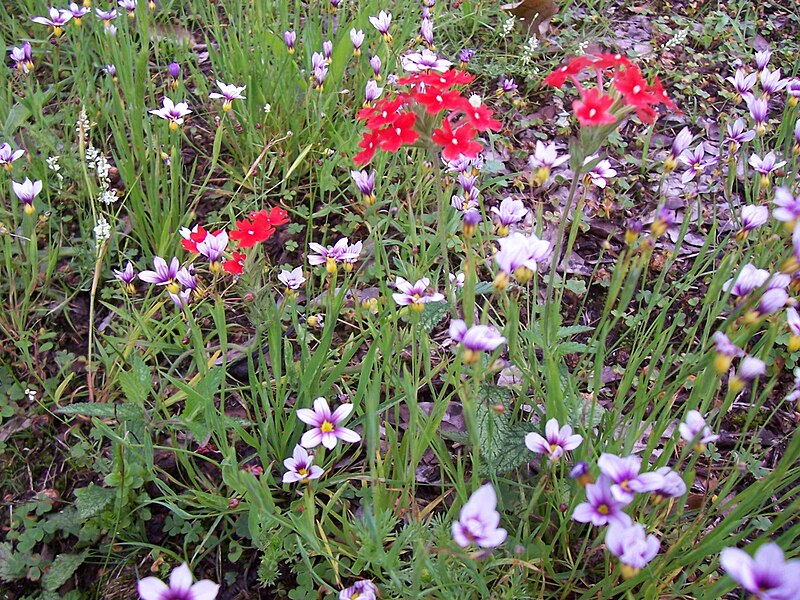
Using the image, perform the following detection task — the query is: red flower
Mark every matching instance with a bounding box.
[398,70,475,89]
[181,225,207,253]
[375,112,419,152]
[593,53,633,70]
[230,217,274,248]
[361,97,405,129]
[353,129,381,166]
[572,88,617,126]
[251,206,288,228]
[462,102,502,132]
[415,89,463,114]
[649,75,679,112]
[223,252,246,275]
[544,56,595,88]
[613,66,659,110]
[431,120,482,161]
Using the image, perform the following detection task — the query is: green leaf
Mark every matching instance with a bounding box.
[56,403,141,420]
[74,484,115,520]
[419,301,451,334]
[118,354,152,406]
[476,386,533,475]
[42,551,88,591]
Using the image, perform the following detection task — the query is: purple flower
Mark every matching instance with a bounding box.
[139,256,180,289]
[750,152,786,183]
[490,197,527,234]
[31,7,73,36]
[176,266,198,291]
[459,48,476,64]
[420,18,434,47]
[525,418,582,461]
[664,127,693,170]
[724,118,756,153]
[747,96,769,133]
[738,205,769,236]
[343,240,363,272]
[786,79,800,105]
[168,61,181,79]
[498,77,518,93]
[312,63,328,89]
[449,272,465,288]
[584,156,617,188]
[0,143,24,169]
[351,169,376,204]
[322,40,333,62]
[493,232,551,288]
[605,522,660,578]
[735,355,766,384]
[713,331,744,373]
[679,410,719,448]
[679,144,711,183]
[572,476,633,527]
[726,69,757,100]
[339,580,378,600]
[401,49,452,74]
[720,542,800,600]
[755,49,771,72]
[652,467,687,500]
[137,562,219,600]
[9,42,33,74]
[297,397,361,450]
[529,141,569,185]
[12,178,43,215]
[103,64,117,77]
[283,31,296,54]
[350,29,364,55]
[208,81,246,111]
[68,3,91,20]
[760,68,787,97]
[787,308,800,351]
[114,261,136,284]
[750,287,788,319]
[774,187,800,224]
[278,266,306,291]
[392,277,445,310]
[369,55,381,78]
[95,7,117,26]
[196,231,228,264]
[369,10,392,42]
[364,80,383,104]
[282,445,323,483]
[449,319,506,364]
[597,454,665,504]
[308,237,356,273]
[168,289,192,310]
[149,97,192,131]
[451,483,507,548]
[723,263,770,297]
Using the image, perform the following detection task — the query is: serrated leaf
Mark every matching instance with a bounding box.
[557,325,595,337]
[118,354,152,406]
[74,484,115,520]
[557,342,592,354]
[56,403,141,420]
[473,281,496,294]
[419,301,451,334]
[476,386,533,475]
[42,551,88,591]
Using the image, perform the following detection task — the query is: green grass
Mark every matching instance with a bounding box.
[1,0,800,598]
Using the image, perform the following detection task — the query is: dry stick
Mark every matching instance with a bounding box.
[86,239,110,403]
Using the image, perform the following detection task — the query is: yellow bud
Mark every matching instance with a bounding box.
[513,265,534,285]
[790,97,799,108]
[694,442,707,453]
[462,348,479,365]
[126,283,135,294]
[410,301,425,313]
[730,377,745,393]
[307,315,321,328]
[325,257,337,274]
[210,261,222,275]
[83,0,91,6]
[794,144,800,156]
[789,335,800,352]
[24,204,35,216]
[736,229,748,241]
[364,193,376,206]
[353,49,361,57]
[288,48,295,55]
[493,272,510,291]
[664,155,677,172]
[625,230,638,245]
[533,167,550,186]
[782,256,800,275]
[760,174,770,188]
[496,224,509,237]
[620,564,640,580]
[74,17,82,26]
[463,221,476,237]
[714,353,733,374]
[53,26,63,37]
[344,262,354,273]
[383,33,393,44]
[166,281,180,294]
[169,121,179,132]
[223,100,232,112]
[148,0,155,9]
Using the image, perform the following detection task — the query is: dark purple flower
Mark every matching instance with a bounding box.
[459,48,475,64]
[572,476,633,527]
[284,30,296,54]
[720,542,800,600]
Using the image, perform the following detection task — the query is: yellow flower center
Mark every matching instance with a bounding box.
[597,504,609,515]
[320,421,335,433]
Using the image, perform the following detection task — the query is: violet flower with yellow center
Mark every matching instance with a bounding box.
[392,277,444,312]
[209,81,246,112]
[449,319,506,365]
[297,397,361,450]
[525,418,582,461]
[282,445,323,483]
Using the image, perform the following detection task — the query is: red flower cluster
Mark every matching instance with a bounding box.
[354,69,502,165]
[181,206,288,275]
[544,54,677,126]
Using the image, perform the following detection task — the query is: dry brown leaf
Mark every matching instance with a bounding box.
[502,0,559,36]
